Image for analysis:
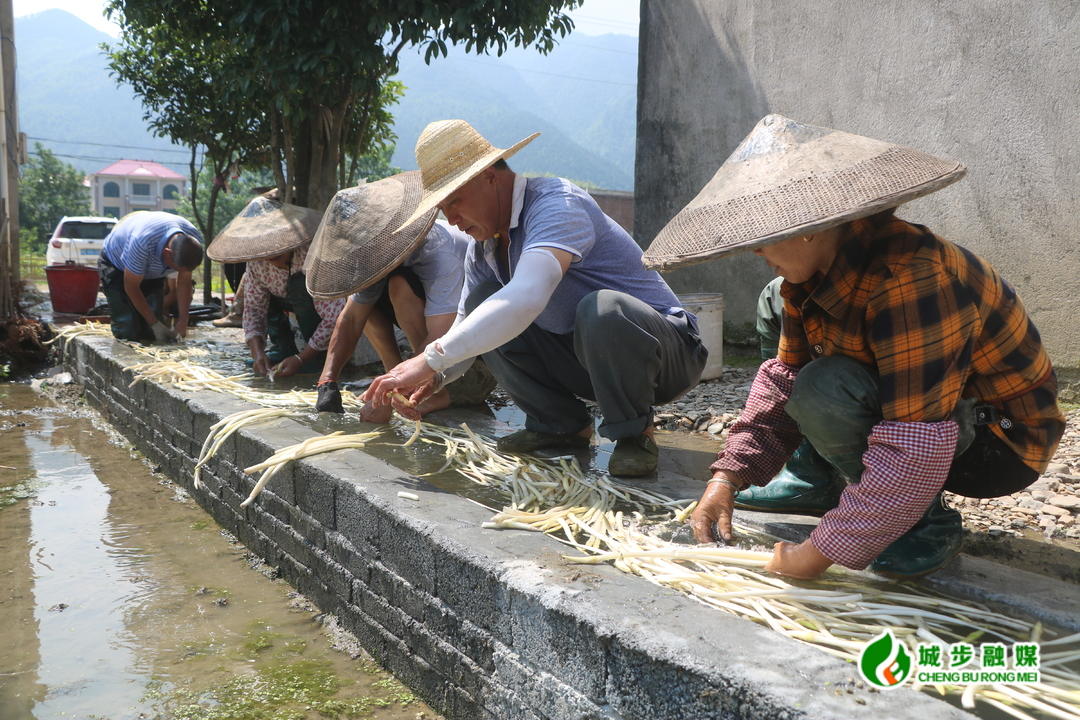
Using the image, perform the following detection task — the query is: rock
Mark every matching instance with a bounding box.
[1048,494,1080,510]
[1030,490,1050,502]
[987,526,1005,536]
[1008,518,1027,529]
[994,496,1017,508]
[1041,505,1069,517]
[1018,498,1044,511]
[1047,462,1071,475]
[707,423,724,435]
[1012,507,1038,516]
[1028,478,1058,492]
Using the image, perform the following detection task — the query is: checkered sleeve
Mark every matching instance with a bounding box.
[307,298,346,352]
[242,262,272,342]
[810,419,958,569]
[709,358,804,487]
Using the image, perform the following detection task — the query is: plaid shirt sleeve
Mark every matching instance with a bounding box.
[810,419,958,569]
[709,358,804,487]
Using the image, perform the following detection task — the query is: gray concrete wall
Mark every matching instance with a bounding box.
[636,0,1080,366]
[62,334,981,720]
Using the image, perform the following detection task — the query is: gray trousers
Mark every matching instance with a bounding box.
[466,283,708,440]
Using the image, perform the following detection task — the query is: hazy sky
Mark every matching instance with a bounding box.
[13,0,639,38]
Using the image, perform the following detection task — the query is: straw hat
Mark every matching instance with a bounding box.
[305,171,438,300]
[642,114,966,270]
[395,119,539,230]
[207,195,322,262]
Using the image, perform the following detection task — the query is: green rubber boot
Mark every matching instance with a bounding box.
[733,442,844,516]
[870,494,964,579]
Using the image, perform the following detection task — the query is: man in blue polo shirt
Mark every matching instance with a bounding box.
[99,211,204,342]
[365,121,707,476]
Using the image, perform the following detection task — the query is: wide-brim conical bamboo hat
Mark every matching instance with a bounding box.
[395,119,539,231]
[642,114,966,270]
[305,171,438,300]
[207,195,322,262]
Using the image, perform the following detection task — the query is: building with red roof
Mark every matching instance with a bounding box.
[88,159,188,218]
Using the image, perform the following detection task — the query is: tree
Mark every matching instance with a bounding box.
[106,21,266,301]
[175,167,277,240]
[105,0,583,215]
[18,144,91,251]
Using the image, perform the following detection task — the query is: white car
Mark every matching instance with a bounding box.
[45,216,117,267]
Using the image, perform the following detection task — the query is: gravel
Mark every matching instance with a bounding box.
[653,368,1080,546]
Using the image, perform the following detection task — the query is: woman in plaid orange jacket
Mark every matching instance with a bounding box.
[644,114,1065,580]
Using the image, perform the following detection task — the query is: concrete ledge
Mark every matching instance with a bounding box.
[63,335,978,720]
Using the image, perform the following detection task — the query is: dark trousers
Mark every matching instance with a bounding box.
[99,256,164,342]
[265,273,325,373]
[785,356,1038,498]
[466,283,708,440]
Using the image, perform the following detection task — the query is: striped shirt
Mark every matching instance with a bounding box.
[713,213,1064,568]
[243,245,345,352]
[101,211,201,279]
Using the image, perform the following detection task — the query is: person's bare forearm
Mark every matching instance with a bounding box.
[246,335,267,360]
[320,302,368,383]
[177,270,193,326]
[123,272,157,326]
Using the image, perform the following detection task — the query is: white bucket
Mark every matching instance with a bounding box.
[679,293,724,380]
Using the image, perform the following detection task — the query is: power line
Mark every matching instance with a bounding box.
[29,149,193,172]
[569,40,637,56]
[459,57,636,88]
[28,135,193,155]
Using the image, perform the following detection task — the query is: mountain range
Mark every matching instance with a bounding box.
[15,9,637,190]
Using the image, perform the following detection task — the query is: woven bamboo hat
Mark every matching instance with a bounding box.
[305,172,438,300]
[395,119,539,231]
[207,195,322,262]
[642,114,966,270]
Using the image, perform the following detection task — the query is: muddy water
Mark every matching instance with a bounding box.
[0,384,437,720]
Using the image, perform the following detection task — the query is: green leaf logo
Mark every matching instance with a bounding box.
[859,630,913,688]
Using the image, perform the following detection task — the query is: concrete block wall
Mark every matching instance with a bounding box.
[63,335,976,720]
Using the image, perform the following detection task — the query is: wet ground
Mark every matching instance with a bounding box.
[0,383,438,720]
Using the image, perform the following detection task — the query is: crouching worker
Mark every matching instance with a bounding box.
[365,120,707,477]
[207,194,345,379]
[99,211,203,342]
[645,114,1065,579]
[305,172,495,420]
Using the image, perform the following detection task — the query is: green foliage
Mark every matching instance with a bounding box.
[175,167,277,237]
[105,0,583,210]
[18,143,92,250]
[345,144,402,187]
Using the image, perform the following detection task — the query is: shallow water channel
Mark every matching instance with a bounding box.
[0,383,437,720]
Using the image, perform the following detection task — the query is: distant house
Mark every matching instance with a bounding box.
[88,159,187,218]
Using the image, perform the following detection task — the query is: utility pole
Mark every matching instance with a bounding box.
[0,0,20,319]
